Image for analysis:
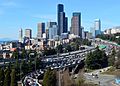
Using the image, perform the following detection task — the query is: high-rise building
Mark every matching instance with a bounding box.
[59,12,65,34]
[90,27,95,38]
[84,31,92,39]
[57,4,68,36]
[37,23,45,38]
[47,22,57,28]
[70,12,82,37]
[64,17,68,33]
[19,28,23,43]
[94,19,101,36]
[47,22,57,40]
[49,25,58,40]
[46,29,49,39]
[25,29,32,39]
[81,26,85,39]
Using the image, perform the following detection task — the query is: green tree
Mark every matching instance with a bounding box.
[108,49,116,66]
[70,42,79,51]
[43,69,57,86]
[114,59,120,69]
[82,39,91,46]
[10,69,17,86]
[4,68,11,86]
[115,50,120,68]
[12,50,19,59]
[117,49,120,59]
[0,68,5,86]
[56,44,63,53]
[21,49,26,59]
[21,60,28,75]
[108,56,115,66]
[85,48,108,69]
[64,44,72,52]
[111,48,116,56]
[28,60,34,72]
[13,59,20,81]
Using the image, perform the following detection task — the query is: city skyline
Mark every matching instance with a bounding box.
[0,0,120,39]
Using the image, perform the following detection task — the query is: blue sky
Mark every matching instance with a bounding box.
[0,0,120,39]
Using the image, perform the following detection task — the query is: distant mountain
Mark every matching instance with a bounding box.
[0,38,18,43]
[0,38,13,41]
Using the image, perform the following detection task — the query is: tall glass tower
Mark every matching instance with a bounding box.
[57,4,68,36]
[94,19,101,36]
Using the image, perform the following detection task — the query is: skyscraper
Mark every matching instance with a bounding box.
[70,12,82,37]
[49,25,58,40]
[37,23,45,38]
[57,4,68,36]
[95,19,101,31]
[90,27,95,38]
[94,19,101,36]
[46,29,49,39]
[19,28,23,43]
[47,22,57,28]
[59,12,65,34]
[47,21,57,40]
[64,17,68,33]
[81,26,85,39]
[25,29,32,39]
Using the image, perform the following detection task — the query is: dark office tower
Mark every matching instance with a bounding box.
[58,4,64,13]
[64,17,68,33]
[37,23,45,38]
[59,12,65,34]
[71,12,82,37]
[57,4,66,36]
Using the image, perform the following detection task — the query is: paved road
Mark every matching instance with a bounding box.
[84,67,116,86]
[84,73,115,86]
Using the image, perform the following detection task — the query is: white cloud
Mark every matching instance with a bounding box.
[32,14,56,21]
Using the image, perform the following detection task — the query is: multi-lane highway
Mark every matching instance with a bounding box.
[23,38,120,86]
[23,46,95,86]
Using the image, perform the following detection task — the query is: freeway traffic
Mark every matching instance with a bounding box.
[23,46,95,86]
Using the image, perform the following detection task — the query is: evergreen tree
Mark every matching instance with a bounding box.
[13,59,20,81]
[56,44,63,53]
[85,48,108,69]
[0,68,5,86]
[43,69,57,86]
[10,69,17,86]
[21,49,26,59]
[21,60,28,75]
[12,50,19,59]
[4,68,11,86]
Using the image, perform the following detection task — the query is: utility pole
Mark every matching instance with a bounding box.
[59,70,61,86]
